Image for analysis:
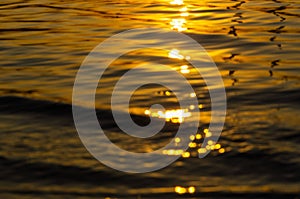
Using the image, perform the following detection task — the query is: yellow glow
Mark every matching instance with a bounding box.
[175,137,181,143]
[208,140,214,145]
[144,110,150,115]
[190,93,196,98]
[215,144,221,149]
[204,129,212,137]
[189,142,197,148]
[175,186,187,194]
[219,148,225,154]
[165,91,171,96]
[168,49,184,59]
[170,0,184,5]
[198,148,207,154]
[196,134,202,139]
[180,12,189,17]
[180,65,190,74]
[198,104,203,109]
[182,151,190,158]
[168,49,190,60]
[189,135,195,140]
[179,7,188,12]
[189,105,195,110]
[152,109,191,123]
[163,149,184,156]
[188,186,196,194]
[170,18,187,32]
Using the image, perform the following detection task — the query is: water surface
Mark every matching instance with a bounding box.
[0,0,300,198]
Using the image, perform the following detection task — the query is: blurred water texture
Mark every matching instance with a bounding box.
[0,0,300,198]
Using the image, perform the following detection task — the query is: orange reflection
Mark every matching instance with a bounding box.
[188,186,196,194]
[175,186,196,194]
[175,186,187,194]
[219,148,226,153]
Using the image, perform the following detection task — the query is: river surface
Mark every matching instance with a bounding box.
[0,0,300,198]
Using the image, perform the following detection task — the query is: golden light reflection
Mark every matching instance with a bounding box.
[147,107,226,157]
[145,108,191,123]
[174,186,196,194]
[162,129,226,157]
[182,151,190,158]
[168,49,191,63]
[170,18,187,32]
[215,143,221,149]
[189,135,195,140]
[170,0,184,5]
[189,92,196,98]
[165,90,171,96]
[179,7,187,12]
[189,105,195,110]
[144,110,151,115]
[169,0,189,31]
[175,137,181,143]
[219,148,226,154]
[175,186,186,194]
[208,140,214,145]
[180,65,190,74]
[180,12,189,17]
[198,148,207,154]
[168,49,184,59]
[196,134,202,139]
[163,149,184,155]
[204,128,212,137]
[188,186,196,194]
[189,142,197,148]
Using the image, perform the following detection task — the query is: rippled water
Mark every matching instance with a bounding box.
[1,0,300,198]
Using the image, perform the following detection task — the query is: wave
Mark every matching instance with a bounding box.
[0,155,172,195]
[227,88,300,107]
[0,95,73,117]
[1,154,300,198]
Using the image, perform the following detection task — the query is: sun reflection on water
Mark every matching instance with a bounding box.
[168,49,185,59]
[159,127,226,158]
[145,108,191,123]
[180,65,190,74]
[169,0,189,31]
[170,0,184,5]
[170,18,187,32]
[142,46,226,157]
[174,186,196,194]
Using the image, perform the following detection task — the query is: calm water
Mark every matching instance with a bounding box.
[1,0,300,198]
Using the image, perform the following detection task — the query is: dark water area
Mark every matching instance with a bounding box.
[1,0,300,198]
